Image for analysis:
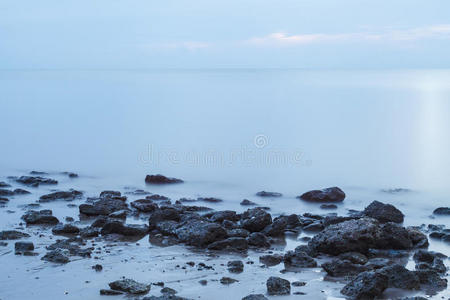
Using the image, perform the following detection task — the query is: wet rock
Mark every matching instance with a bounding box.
[42,249,70,263]
[197,197,223,203]
[262,217,287,236]
[79,198,128,216]
[39,190,83,202]
[298,187,345,203]
[149,208,181,229]
[161,287,177,295]
[256,191,282,197]
[175,220,227,248]
[377,265,420,290]
[247,232,270,248]
[126,189,150,196]
[109,278,151,294]
[145,174,183,184]
[92,264,103,272]
[415,270,447,294]
[15,241,34,255]
[146,194,170,201]
[363,200,404,223]
[0,242,7,246]
[108,209,128,219]
[13,188,30,195]
[100,190,122,199]
[0,182,10,188]
[241,208,272,232]
[227,228,249,238]
[407,227,429,248]
[240,199,256,206]
[322,259,369,277]
[377,222,413,249]
[242,295,268,300]
[52,223,80,235]
[207,237,248,251]
[303,221,324,232]
[22,210,59,225]
[47,238,92,257]
[284,247,317,269]
[291,281,306,287]
[364,258,391,270]
[259,254,283,267]
[220,277,238,285]
[266,276,290,295]
[101,221,148,237]
[0,189,14,196]
[209,210,239,223]
[413,250,446,274]
[99,289,123,295]
[30,171,48,175]
[15,175,58,187]
[340,271,388,300]
[227,260,244,273]
[0,197,8,205]
[320,204,337,209]
[338,252,368,265]
[0,230,30,240]
[143,296,191,300]
[433,207,450,215]
[131,199,158,213]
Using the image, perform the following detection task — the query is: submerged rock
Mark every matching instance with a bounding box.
[415,270,448,294]
[39,190,83,202]
[52,223,80,235]
[109,278,151,294]
[242,295,268,300]
[298,187,345,203]
[22,210,59,225]
[132,199,158,213]
[240,199,256,206]
[0,230,30,240]
[320,204,337,209]
[145,174,183,184]
[433,207,450,215]
[338,252,368,265]
[197,197,223,203]
[340,271,388,299]
[259,254,283,267]
[322,259,368,277]
[175,220,227,248]
[284,247,317,269]
[266,276,290,295]
[15,241,34,255]
[0,182,10,188]
[220,277,238,285]
[207,237,248,251]
[101,221,148,237]
[227,260,244,273]
[363,200,404,223]
[79,198,128,216]
[15,175,58,187]
[42,249,70,263]
[256,191,282,197]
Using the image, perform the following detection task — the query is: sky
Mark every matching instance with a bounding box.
[1,0,450,69]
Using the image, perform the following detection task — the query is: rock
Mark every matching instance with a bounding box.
[207,237,248,251]
[227,228,249,238]
[100,190,122,199]
[41,249,70,263]
[15,176,58,187]
[22,210,59,225]
[413,250,446,274]
[0,189,14,196]
[241,208,272,232]
[161,287,177,295]
[197,197,223,203]
[175,220,227,248]
[15,241,34,254]
[13,188,30,195]
[109,278,151,294]
[291,281,306,287]
[377,222,413,249]
[0,230,30,240]
[338,252,368,265]
[377,265,420,290]
[146,194,170,201]
[92,264,103,272]
[242,295,268,300]
[149,208,181,229]
[209,210,239,223]
[363,200,404,223]
[340,271,388,299]
[320,204,337,209]
[79,198,128,216]
[143,296,191,300]
[247,232,270,248]
[52,223,80,235]
[39,190,83,202]
[365,258,391,270]
[240,199,256,206]
[46,238,92,257]
[303,221,324,232]
[407,227,429,248]
[322,259,369,277]
[109,209,128,219]
[30,171,48,175]
[381,188,410,194]
[80,227,100,238]
[259,254,283,266]
[0,197,8,205]
[415,270,447,294]
[284,247,317,269]
[256,191,282,197]
[100,289,123,295]
[0,182,10,187]
[433,207,450,215]
[145,174,183,184]
[227,260,244,273]
[262,217,287,236]
[298,187,345,203]
[101,221,149,237]
[266,276,290,295]
[220,277,238,285]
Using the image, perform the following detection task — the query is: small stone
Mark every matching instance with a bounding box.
[227,260,244,273]
[220,277,238,285]
[109,278,151,294]
[266,276,290,295]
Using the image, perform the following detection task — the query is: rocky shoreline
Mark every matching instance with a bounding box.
[0,172,449,299]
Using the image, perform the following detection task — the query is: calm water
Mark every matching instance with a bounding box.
[0,69,449,299]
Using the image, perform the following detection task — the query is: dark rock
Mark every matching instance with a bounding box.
[240,199,256,206]
[381,188,410,194]
[0,189,14,196]
[266,276,290,295]
[227,228,249,238]
[365,258,391,270]
[256,191,282,197]
[175,220,227,248]
[30,171,48,175]
[0,182,10,188]
[247,232,270,248]
[100,289,123,295]
[220,277,238,285]
[284,247,317,269]
[41,249,70,263]
[377,265,420,290]
[198,280,207,286]
[363,200,404,223]
[241,208,272,232]
[209,210,239,223]
[208,237,248,251]
[149,208,181,229]
[291,281,306,287]
[340,271,388,299]
[109,278,151,294]
[92,264,103,272]
[377,222,413,249]
[0,230,30,240]
[415,270,448,294]
[100,190,121,199]
[15,176,58,187]
[322,259,369,277]
[262,217,287,236]
[101,221,148,237]
[15,241,34,254]
[13,188,30,195]
[338,252,368,265]
[79,198,128,216]
[22,210,59,225]
[320,204,337,209]
[161,287,177,295]
[298,187,345,203]
[109,209,128,219]
[39,190,83,202]
[303,221,324,232]
[259,254,283,267]
[407,227,429,248]
[433,207,450,215]
[0,197,8,205]
[52,223,80,235]
[145,174,183,184]
[146,194,170,201]
[197,197,223,203]
[322,216,356,227]
[242,295,268,300]
[227,260,244,273]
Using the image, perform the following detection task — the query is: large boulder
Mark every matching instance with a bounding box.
[145,174,183,184]
[175,220,227,248]
[377,265,420,290]
[363,201,404,223]
[340,271,388,299]
[298,187,345,203]
[241,208,272,232]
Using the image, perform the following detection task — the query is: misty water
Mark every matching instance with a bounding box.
[1,69,449,299]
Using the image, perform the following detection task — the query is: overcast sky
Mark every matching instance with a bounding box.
[1,0,450,69]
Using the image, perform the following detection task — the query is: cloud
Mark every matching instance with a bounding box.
[245,25,450,47]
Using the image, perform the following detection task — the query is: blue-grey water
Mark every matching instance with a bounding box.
[0,69,449,299]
